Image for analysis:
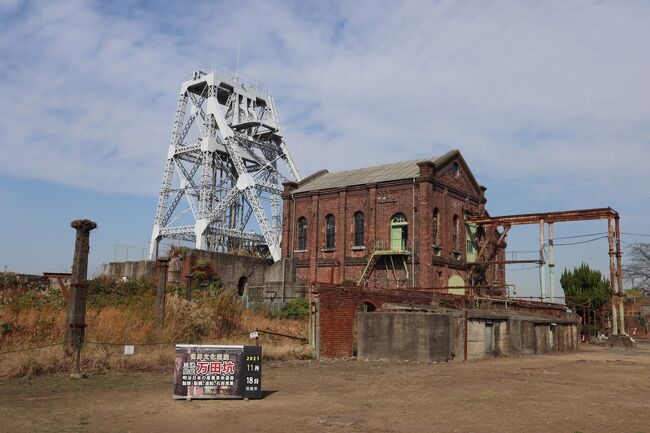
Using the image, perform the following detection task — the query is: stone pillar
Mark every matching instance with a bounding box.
[66,219,97,351]
[368,186,377,248]
[309,195,319,283]
[417,179,432,288]
[337,190,346,284]
[156,258,170,325]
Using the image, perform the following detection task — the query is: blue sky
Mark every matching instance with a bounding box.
[1,0,649,297]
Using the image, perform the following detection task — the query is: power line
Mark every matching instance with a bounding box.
[506,232,650,250]
[507,265,542,272]
[621,232,650,238]
[552,235,609,247]
[0,342,63,356]
[553,232,607,240]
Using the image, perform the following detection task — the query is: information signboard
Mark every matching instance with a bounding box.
[173,344,262,400]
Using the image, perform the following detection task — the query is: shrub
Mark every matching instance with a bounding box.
[165,293,215,342]
[1,322,23,336]
[88,275,155,307]
[280,298,309,320]
[190,260,222,293]
[164,289,245,342]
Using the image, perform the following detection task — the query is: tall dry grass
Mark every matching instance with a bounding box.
[0,284,310,378]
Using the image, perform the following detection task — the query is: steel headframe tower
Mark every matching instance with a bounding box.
[150,69,302,261]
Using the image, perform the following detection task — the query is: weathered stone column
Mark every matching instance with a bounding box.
[66,219,97,351]
[156,258,170,325]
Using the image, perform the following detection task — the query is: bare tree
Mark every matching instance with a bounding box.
[624,242,650,295]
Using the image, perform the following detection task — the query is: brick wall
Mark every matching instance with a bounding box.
[315,283,575,359]
[283,151,505,292]
[315,284,436,358]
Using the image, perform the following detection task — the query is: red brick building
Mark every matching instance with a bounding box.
[281,150,506,293]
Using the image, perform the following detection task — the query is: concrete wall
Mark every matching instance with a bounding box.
[357,311,578,362]
[179,250,271,290]
[314,284,437,358]
[508,319,536,355]
[358,312,454,362]
[464,319,510,359]
[100,252,305,307]
[98,260,156,280]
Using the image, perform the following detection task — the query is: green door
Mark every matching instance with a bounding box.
[390,214,408,250]
[390,226,403,250]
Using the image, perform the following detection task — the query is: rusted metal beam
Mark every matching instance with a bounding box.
[482,225,510,264]
[467,207,618,226]
[465,206,620,312]
[475,224,498,263]
[467,223,496,289]
[468,224,509,289]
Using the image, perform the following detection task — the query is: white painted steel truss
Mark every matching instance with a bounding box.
[150,69,301,261]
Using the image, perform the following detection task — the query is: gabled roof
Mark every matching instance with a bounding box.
[291,149,464,193]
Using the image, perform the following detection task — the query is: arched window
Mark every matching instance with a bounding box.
[390,213,408,250]
[325,214,336,249]
[432,208,440,245]
[297,217,307,250]
[353,211,364,246]
[452,214,459,250]
[237,276,247,296]
[451,162,460,179]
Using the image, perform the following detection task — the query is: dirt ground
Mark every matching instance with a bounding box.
[0,344,649,433]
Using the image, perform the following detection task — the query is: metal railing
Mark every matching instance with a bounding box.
[372,239,412,253]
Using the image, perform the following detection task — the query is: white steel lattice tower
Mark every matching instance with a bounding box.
[150,69,302,261]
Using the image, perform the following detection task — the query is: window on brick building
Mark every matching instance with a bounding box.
[451,162,460,179]
[432,208,440,245]
[325,214,335,249]
[353,211,364,246]
[452,214,459,251]
[297,217,307,250]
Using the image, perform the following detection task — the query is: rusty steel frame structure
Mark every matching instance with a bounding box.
[466,207,626,336]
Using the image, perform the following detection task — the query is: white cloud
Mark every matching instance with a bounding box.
[0,0,648,204]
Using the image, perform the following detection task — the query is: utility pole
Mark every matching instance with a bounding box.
[67,219,97,379]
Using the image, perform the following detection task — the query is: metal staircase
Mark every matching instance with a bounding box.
[356,240,412,287]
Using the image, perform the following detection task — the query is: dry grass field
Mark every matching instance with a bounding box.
[0,277,310,377]
[0,344,648,433]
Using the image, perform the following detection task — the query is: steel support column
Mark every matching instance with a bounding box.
[608,216,619,335]
[548,222,555,303]
[539,219,546,301]
[615,216,625,334]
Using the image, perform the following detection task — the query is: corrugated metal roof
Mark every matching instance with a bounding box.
[292,156,441,193]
